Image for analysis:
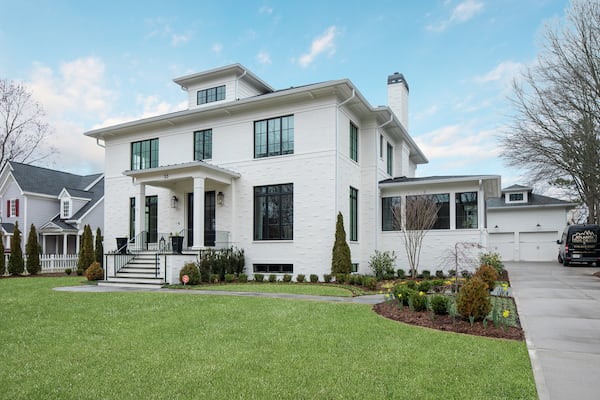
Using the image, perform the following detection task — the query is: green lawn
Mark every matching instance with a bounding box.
[0,277,537,399]
[176,282,354,297]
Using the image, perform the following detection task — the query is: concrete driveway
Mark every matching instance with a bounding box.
[505,261,600,400]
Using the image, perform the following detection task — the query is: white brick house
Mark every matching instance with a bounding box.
[85,64,504,284]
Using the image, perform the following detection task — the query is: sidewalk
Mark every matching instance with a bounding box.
[506,262,600,400]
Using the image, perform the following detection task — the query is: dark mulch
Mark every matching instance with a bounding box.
[373,301,525,341]
[0,272,74,279]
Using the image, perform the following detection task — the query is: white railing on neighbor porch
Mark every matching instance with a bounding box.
[2,254,79,274]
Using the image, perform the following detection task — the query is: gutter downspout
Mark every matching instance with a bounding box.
[375,113,394,251]
[96,138,105,148]
[335,89,355,217]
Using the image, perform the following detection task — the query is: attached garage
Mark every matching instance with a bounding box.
[519,231,559,262]
[488,232,515,261]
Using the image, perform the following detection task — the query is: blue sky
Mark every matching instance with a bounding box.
[0,0,570,187]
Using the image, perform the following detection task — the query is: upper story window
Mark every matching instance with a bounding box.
[380,135,384,158]
[197,85,225,105]
[254,183,294,240]
[350,187,358,241]
[61,199,70,219]
[254,115,294,158]
[350,122,358,162]
[456,192,478,229]
[6,199,19,218]
[509,193,524,202]
[194,129,212,161]
[382,196,402,231]
[131,138,158,170]
[386,142,393,175]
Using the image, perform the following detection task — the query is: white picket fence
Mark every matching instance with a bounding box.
[2,254,79,274]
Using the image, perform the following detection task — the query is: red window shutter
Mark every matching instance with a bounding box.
[15,199,19,217]
[6,200,9,217]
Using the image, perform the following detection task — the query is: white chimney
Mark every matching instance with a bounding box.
[387,72,409,130]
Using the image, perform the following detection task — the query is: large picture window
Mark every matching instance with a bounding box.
[407,193,449,229]
[131,138,158,170]
[254,115,294,158]
[254,183,293,240]
[194,129,212,160]
[350,122,358,162]
[197,85,225,105]
[382,196,402,231]
[350,187,358,241]
[456,192,478,229]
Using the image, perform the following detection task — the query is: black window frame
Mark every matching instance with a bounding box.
[197,85,225,105]
[407,193,450,230]
[350,122,358,162]
[254,115,294,158]
[350,187,358,241]
[253,264,294,273]
[253,183,294,240]
[131,138,158,170]
[456,191,478,229]
[382,196,402,231]
[129,197,135,239]
[386,142,393,175]
[194,129,213,161]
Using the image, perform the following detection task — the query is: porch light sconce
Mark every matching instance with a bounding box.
[171,195,179,209]
[494,225,499,229]
[217,191,225,206]
[536,223,541,227]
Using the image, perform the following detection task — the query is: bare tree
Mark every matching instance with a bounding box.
[500,0,600,223]
[0,79,55,171]
[392,195,440,279]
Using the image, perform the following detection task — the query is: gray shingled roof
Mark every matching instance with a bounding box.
[70,177,104,220]
[9,161,101,196]
[487,193,575,208]
[502,184,532,192]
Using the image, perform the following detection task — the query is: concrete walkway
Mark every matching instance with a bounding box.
[505,261,600,400]
[53,284,385,304]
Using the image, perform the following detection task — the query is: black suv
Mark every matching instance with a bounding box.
[557,224,600,266]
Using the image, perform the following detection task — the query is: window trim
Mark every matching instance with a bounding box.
[253,183,294,240]
[254,115,294,158]
[197,85,225,105]
[386,142,393,175]
[61,199,71,219]
[253,264,294,274]
[382,196,402,231]
[350,122,358,162]
[194,129,213,161]
[456,191,478,229]
[350,187,358,241]
[131,138,159,170]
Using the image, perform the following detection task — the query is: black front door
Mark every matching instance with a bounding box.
[187,191,216,247]
[145,195,158,244]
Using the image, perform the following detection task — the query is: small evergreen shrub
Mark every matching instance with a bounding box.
[430,279,445,292]
[224,274,235,283]
[460,269,473,280]
[435,270,445,279]
[254,274,264,283]
[8,221,24,275]
[409,291,428,312]
[430,295,450,315]
[25,224,40,275]
[474,264,498,291]
[421,270,431,280]
[335,273,348,284]
[179,263,200,285]
[282,274,292,283]
[331,212,352,275]
[417,280,432,293]
[406,280,417,290]
[363,276,377,290]
[76,269,84,276]
[65,268,72,275]
[268,274,277,283]
[210,273,220,283]
[323,274,332,283]
[393,284,416,306]
[296,274,305,283]
[456,277,492,321]
[238,273,248,283]
[448,269,457,277]
[85,261,104,281]
[397,269,406,279]
[309,274,319,283]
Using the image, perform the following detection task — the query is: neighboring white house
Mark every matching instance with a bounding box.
[84,64,569,285]
[487,184,576,262]
[0,161,104,255]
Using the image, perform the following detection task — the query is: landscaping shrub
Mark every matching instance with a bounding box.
[309,274,319,283]
[429,279,446,293]
[460,269,473,280]
[435,270,445,279]
[282,274,292,283]
[368,250,396,280]
[268,274,277,283]
[76,269,84,276]
[323,274,332,283]
[254,274,264,283]
[296,274,305,283]
[474,264,498,291]
[238,273,248,283]
[86,261,104,281]
[456,277,492,321]
[348,274,360,285]
[363,276,377,290]
[179,263,200,285]
[421,270,431,280]
[393,284,416,306]
[448,269,457,277]
[331,212,352,275]
[480,251,504,274]
[417,280,432,293]
[95,227,103,268]
[8,221,24,275]
[409,291,428,312]
[77,224,94,273]
[335,273,348,284]
[397,269,406,279]
[25,224,40,275]
[406,280,417,290]
[430,295,450,315]
[224,274,235,283]
[65,268,72,275]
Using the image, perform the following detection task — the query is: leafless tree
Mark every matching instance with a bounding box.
[392,195,440,278]
[0,79,55,172]
[501,0,600,223]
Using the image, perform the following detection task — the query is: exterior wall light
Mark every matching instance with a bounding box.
[217,191,225,206]
[171,195,179,209]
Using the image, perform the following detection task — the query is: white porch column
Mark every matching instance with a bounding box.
[42,234,46,254]
[63,234,68,255]
[75,233,80,254]
[135,183,146,240]
[193,177,205,249]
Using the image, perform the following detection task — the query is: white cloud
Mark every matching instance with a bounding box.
[427,0,484,32]
[171,32,192,46]
[259,6,273,14]
[298,26,337,68]
[257,51,272,65]
[474,61,523,83]
[212,43,223,54]
[414,104,439,120]
[145,18,193,47]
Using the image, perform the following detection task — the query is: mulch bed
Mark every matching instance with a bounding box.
[373,301,525,341]
[0,272,74,279]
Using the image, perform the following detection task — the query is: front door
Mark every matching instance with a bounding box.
[187,191,216,247]
[145,195,158,244]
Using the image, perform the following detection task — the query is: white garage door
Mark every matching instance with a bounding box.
[520,232,559,262]
[488,233,515,261]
